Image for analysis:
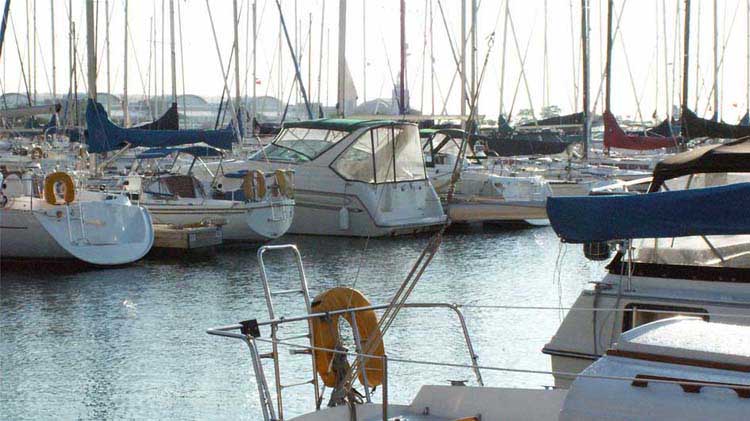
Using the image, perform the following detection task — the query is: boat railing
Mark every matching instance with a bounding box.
[207,301,483,421]
[208,243,482,421]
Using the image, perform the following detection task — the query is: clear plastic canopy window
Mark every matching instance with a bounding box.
[633,172,750,268]
[332,125,426,183]
[255,128,348,162]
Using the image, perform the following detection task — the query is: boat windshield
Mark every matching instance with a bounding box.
[423,133,480,166]
[332,125,426,183]
[252,128,348,162]
[632,172,750,268]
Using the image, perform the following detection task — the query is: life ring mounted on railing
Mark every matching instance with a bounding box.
[274,169,294,198]
[242,170,267,201]
[311,287,385,388]
[43,172,76,205]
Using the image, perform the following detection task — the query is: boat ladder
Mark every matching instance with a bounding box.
[65,202,89,245]
[255,244,322,421]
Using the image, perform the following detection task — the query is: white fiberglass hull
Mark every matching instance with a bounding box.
[289,188,446,237]
[143,199,294,242]
[0,198,154,265]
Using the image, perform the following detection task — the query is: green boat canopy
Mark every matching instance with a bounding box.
[282,118,397,132]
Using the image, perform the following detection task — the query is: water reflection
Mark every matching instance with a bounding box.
[1,227,604,419]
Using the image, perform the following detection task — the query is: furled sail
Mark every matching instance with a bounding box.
[86,100,236,153]
[681,108,750,139]
[132,102,179,130]
[519,112,585,127]
[478,132,570,156]
[603,111,679,150]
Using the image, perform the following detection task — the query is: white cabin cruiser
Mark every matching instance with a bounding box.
[543,139,750,387]
[0,171,153,265]
[123,146,294,242]
[421,128,551,225]
[210,119,446,236]
[207,245,750,421]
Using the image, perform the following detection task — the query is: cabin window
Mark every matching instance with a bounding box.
[257,127,348,162]
[332,125,426,183]
[662,172,750,192]
[393,126,427,181]
[372,127,397,183]
[632,235,750,269]
[331,132,376,183]
[622,303,708,333]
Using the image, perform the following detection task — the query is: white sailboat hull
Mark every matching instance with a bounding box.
[0,198,154,265]
[143,199,294,242]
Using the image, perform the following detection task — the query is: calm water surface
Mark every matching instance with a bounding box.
[1,226,605,420]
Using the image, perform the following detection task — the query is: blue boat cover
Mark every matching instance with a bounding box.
[86,100,238,153]
[547,183,750,243]
[135,145,224,160]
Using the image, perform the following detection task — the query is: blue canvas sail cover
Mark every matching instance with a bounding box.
[547,183,750,243]
[86,100,239,153]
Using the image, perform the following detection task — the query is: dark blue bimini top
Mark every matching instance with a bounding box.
[547,183,750,243]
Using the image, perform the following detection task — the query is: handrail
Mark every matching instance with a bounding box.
[208,301,484,387]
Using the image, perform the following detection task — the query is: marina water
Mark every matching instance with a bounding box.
[1,226,604,420]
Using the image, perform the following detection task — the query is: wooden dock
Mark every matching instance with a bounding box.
[152,224,223,251]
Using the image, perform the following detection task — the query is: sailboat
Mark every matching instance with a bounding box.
[0,171,154,265]
[601,1,681,151]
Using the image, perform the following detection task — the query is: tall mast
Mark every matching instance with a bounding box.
[460,0,466,116]
[746,0,749,118]
[694,0,701,110]
[498,1,510,118]
[470,0,477,109]
[106,0,111,113]
[581,0,591,159]
[86,0,97,102]
[33,0,36,102]
[161,0,165,108]
[712,0,718,120]
[232,0,241,109]
[399,0,406,114]
[0,0,9,62]
[430,0,435,116]
[275,0,313,119]
[604,0,613,113]
[336,0,346,117]
[682,0,691,114]
[169,0,177,104]
[362,1,366,104]
[50,0,56,99]
[252,0,257,129]
[543,0,549,109]
[123,0,129,126]
[662,0,670,117]
[308,13,312,103]
[317,0,325,109]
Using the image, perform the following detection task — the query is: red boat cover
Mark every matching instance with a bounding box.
[603,111,678,150]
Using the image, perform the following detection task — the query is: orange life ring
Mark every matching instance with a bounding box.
[311,287,385,388]
[242,170,266,201]
[44,172,76,205]
[274,169,294,198]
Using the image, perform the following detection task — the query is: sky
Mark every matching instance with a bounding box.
[2,0,750,124]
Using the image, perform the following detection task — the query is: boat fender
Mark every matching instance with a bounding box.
[242,170,266,201]
[275,169,294,198]
[43,172,76,205]
[338,207,349,230]
[310,287,385,388]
